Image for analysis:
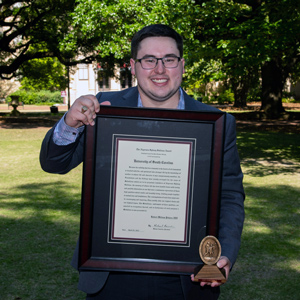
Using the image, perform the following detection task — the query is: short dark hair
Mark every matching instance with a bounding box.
[131,24,183,59]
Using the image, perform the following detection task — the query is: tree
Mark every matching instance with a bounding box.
[258,0,300,118]
[0,0,95,79]
[193,0,300,117]
[61,0,199,77]
[3,0,298,119]
[19,57,67,91]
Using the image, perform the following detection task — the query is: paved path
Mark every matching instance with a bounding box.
[1,104,299,133]
[0,103,68,113]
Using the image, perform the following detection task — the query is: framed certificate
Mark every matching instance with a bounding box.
[79,105,225,275]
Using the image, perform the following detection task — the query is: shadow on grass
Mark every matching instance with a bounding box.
[237,131,300,176]
[220,182,299,300]
[0,181,84,300]
[0,113,63,129]
[0,181,81,215]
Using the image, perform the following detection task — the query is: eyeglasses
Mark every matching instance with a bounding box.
[135,56,181,69]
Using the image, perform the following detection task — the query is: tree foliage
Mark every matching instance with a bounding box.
[61,0,199,75]
[1,0,299,118]
[0,0,95,79]
[65,0,300,117]
[193,0,300,115]
[19,57,67,91]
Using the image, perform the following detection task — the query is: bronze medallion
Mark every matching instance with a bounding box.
[199,235,221,265]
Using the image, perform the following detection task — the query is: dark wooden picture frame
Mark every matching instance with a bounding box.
[79,106,225,275]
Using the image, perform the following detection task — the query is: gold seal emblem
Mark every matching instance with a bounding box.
[199,235,221,265]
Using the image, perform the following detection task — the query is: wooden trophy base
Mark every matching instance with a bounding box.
[193,264,227,283]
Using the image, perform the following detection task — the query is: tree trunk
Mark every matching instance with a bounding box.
[231,78,248,107]
[261,59,285,118]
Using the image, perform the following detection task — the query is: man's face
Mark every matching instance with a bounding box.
[130,36,185,107]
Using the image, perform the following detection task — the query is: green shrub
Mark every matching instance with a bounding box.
[216,90,234,104]
[200,90,234,104]
[247,86,261,102]
[6,90,63,105]
[201,96,210,103]
[284,98,300,103]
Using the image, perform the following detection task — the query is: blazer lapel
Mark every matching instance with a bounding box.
[123,87,139,106]
[116,87,139,107]
[183,90,201,111]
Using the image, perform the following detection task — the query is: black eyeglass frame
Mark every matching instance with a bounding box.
[135,56,181,70]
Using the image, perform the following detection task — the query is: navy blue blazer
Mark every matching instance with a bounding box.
[40,87,245,295]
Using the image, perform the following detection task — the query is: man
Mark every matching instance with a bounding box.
[40,24,245,300]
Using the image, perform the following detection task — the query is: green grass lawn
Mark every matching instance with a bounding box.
[219,130,300,300]
[0,127,299,300]
[0,128,84,300]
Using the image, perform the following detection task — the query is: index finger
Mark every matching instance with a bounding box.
[84,94,100,113]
